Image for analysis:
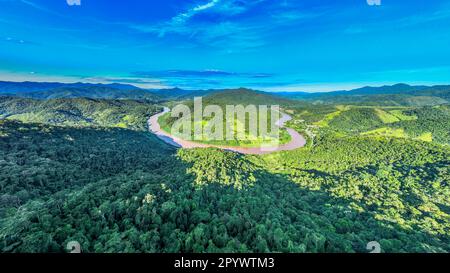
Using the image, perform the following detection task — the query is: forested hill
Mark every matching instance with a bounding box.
[0,81,139,93]
[148,88,219,100]
[0,81,213,101]
[201,88,295,106]
[0,97,161,131]
[19,86,162,101]
[167,88,297,109]
[151,87,294,103]
[0,85,161,101]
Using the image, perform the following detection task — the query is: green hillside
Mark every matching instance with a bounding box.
[201,88,295,106]
[158,89,294,147]
[20,86,162,101]
[0,97,161,131]
[288,104,450,145]
[0,81,162,101]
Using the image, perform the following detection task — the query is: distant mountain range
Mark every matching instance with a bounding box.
[276,83,449,97]
[275,83,450,106]
[0,81,221,101]
[0,81,162,101]
[0,81,448,106]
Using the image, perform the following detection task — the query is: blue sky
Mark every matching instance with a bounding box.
[0,0,449,91]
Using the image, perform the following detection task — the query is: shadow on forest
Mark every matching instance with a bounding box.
[173,148,449,253]
[0,122,447,253]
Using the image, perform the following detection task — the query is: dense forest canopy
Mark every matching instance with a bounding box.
[0,97,161,131]
[0,86,449,253]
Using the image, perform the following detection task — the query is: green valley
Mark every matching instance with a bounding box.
[0,84,449,253]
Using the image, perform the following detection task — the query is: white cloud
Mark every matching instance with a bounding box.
[173,0,220,24]
[193,0,220,12]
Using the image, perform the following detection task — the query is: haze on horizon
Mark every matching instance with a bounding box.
[0,0,449,92]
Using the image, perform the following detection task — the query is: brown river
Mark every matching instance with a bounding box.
[148,107,306,155]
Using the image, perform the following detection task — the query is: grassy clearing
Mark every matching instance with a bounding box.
[362,127,433,143]
[415,132,433,142]
[361,127,407,138]
[313,105,351,127]
[7,113,41,122]
[374,108,400,123]
[115,122,128,128]
[314,111,343,127]
[335,105,351,111]
[389,110,418,121]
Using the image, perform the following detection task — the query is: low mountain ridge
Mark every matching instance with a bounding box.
[1,81,449,106]
[0,81,139,93]
[201,88,295,106]
[20,86,161,101]
[276,84,450,106]
[147,87,218,100]
[0,81,161,101]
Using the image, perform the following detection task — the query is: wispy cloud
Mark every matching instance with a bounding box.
[171,0,220,25]
[130,69,275,89]
[396,8,450,27]
[133,69,274,78]
[270,7,325,25]
[129,0,271,51]
[342,3,450,35]
[143,0,224,38]
[1,36,39,45]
